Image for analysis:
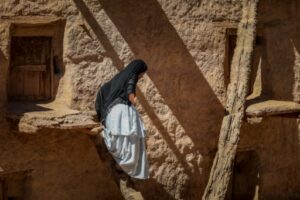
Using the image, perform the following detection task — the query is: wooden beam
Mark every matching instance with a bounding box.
[202,0,259,199]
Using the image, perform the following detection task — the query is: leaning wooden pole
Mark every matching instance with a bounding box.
[202,0,259,199]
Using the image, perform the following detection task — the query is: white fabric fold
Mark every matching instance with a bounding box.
[104,103,146,137]
[102,104,149,179]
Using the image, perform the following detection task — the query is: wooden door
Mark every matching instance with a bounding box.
[9,37,52,101]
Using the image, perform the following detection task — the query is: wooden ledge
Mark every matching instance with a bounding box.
[246,100,300,117]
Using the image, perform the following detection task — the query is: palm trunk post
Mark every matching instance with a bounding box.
[202,0,259,199]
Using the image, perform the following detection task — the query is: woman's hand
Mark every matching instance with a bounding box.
[128,93,137,106]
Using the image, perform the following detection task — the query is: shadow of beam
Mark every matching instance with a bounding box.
[72,0,225,198]
[72,0,195,186]
[97,0,224,153]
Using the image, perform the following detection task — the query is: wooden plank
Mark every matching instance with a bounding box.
[39,72,44,98]
[202,1,259,199]
[8,70,16,100]
[23,71,30,100]
[9,37,52,101]
[41,38,52,100]
[13,69,45,100]
[32,72,40,98]
[13,65,46,72]
[15,70,24,100]
[50,45,54,100]
[23,71,33,100]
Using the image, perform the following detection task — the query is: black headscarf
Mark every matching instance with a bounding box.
[95,59,147,124]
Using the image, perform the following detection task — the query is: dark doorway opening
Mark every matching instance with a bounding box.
[226,150,260,200]
[224,28,237,88]
[0,170,28,200]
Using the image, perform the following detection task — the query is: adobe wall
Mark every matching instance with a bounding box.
[5,0,300,200]
[0,0,244,199]
[238,1,300,199]
[0,125,123,199]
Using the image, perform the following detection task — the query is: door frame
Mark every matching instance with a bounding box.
[8,36,53,101]
[7,17,65,102]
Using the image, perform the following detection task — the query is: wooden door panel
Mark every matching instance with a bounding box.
[24,71,36,99]
[9,37,52,101]
[15,71,24,100]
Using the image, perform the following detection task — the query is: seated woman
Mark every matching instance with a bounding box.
[95,59,149,179]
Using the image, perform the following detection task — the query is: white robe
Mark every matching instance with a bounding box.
[101,103,149,179]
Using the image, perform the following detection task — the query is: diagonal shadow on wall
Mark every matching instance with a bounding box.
[96,0,224,151]
[72,0,225,198]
